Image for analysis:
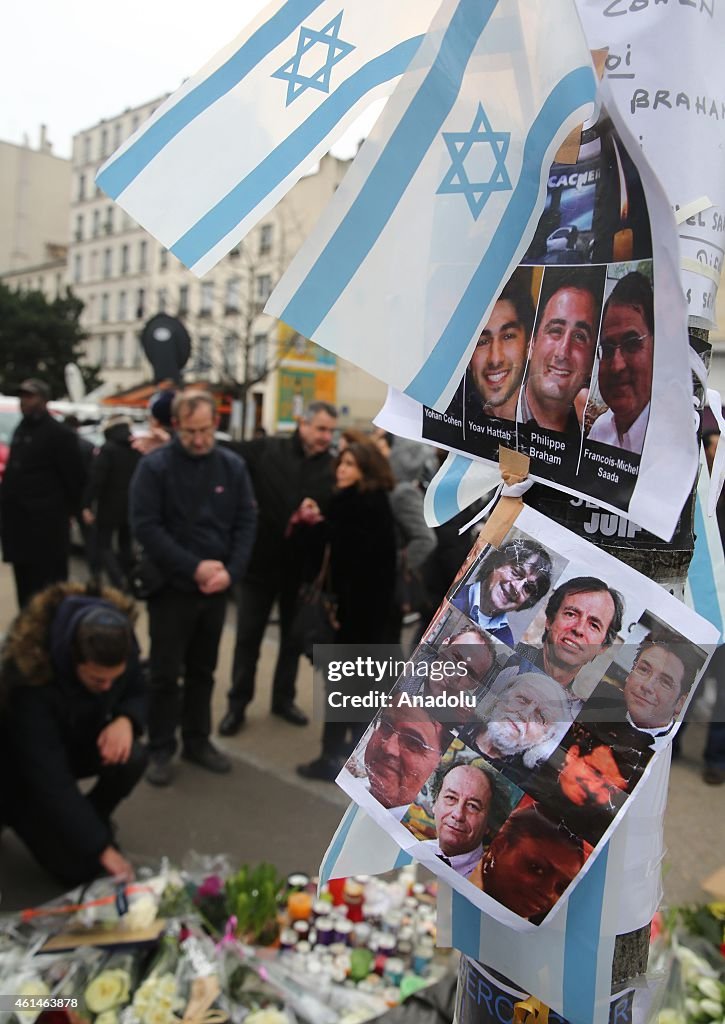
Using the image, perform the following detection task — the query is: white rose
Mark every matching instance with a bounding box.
[122,895,158,932]
[96,1011,119,1024]
[657,1010,685,1024]
[698,979,724,1003]
[244,1011,289,1024]
[685,997,701,1015]
[14,979,51,1024]
[700,999,723,1019]
[85,970,131,1014]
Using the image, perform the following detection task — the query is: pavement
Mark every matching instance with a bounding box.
[1,559,724,915]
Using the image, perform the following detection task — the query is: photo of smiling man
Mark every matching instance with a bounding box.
[519,265,605,449]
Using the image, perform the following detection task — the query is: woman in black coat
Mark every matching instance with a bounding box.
[297,440,397,780]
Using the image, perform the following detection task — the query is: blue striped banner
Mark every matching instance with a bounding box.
[171,36,424,267]
[562,845,610,1024]
[98,0,326,199]
[404,64,596,405]
[278,0,499,336]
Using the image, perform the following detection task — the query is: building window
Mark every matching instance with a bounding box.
[73,254,83,283]
[120,244,129,274]
[159,248,168,271]
[86,294,96,321]
[132,114,140,132]
[200,281,214,317]
[83,137,91,164]
[197,335,212,372]
[157,287,167,313]
[259,223,273,255]
[103,248,112,279]
[224,277,240,314]
[132,336,143,368]
[138,240,147,272]
[92,209,101,237]
[105,206,114,234]
[100,128,108,158]
[178,285,189,316]
[118,291,127,321]
[101,293,110,322]
[115,333,125,367]
[255,274,272,304]
[99,336,108,365]
[78,174,86,201]
[252,332,268,376]
[89,250,98,278]
[55,273,62,297]
[74,214,84,242]
[224,333,238,377]
[136,288,145,319]
[113,122,122,149]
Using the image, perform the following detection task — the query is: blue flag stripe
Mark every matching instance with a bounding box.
[451,889,483,958]
[319,802,358,884]
[278,0,498,336]
[170,36,424,267]
[563,844,609,1024]
[394,849,414,869]
[432,454,472,525]
[404,64,595,405]
[97,0,326,199]
[692,496,724,633]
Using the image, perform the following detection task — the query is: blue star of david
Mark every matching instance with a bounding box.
[437,103,512,219]
[272,10,355,107]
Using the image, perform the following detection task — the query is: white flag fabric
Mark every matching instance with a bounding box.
[267,0,596,411]
[96,0,442,276]
[685,453,725,639]
[321,752,670,1024]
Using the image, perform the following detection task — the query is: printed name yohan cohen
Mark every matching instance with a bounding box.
[425,407,462,428]
[530,431,565,466]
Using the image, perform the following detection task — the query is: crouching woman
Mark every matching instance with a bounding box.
[0,583,147,885]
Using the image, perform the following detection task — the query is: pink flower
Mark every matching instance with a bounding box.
[196,875,224,900]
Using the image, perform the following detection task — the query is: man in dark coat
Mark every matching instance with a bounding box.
[1,379,85,608]
[219,401,338,735]
[82,416,141,589]
[0,582,147,886]
[130,391,257,786]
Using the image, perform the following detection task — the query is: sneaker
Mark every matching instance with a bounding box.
[296,756,340,782]
[146,755,174,787]
[703,764,725,786]
[182,740,232,774]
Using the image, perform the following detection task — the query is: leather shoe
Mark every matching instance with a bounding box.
[146,755,174,787]
[219,709,245,736]
[703,764,725,785]
[272,702,309,726]
[296,756,340,782]
[182,741,231,774]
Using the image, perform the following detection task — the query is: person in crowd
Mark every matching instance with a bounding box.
[64,414,95,476]
[64,413,97,572]
[465,671,573,782]
[464,273,535,424]
[296,439,398,780]
[588,271,654,454]
[82,416,141,590]
[520,270,602,438]
[359,705,450,818]
[420,760,496,877]
[219,401,338,735]
[1,379,85,608]
[130,391,257,787]
[517,576,623,711]
[131,387,175,456]
[450,538,553,646]
[0,582,147,885]
[473,806,585,921]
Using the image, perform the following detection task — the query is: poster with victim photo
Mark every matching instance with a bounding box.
[335,504,718,930]
[376,92,697,542]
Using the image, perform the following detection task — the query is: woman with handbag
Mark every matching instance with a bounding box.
[296,440,397,781]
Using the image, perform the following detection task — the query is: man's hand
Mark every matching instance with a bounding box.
[199,567,232,594]
[132,427,170,456]
[82,508,95,526]
[193,560,225,587]
[99,845,134,882]
[97,717,134,765]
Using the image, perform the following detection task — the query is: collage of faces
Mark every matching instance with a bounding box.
[343,524,708,926]
[422,112,655,512]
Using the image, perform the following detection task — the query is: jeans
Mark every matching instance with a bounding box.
[147,588,228,756]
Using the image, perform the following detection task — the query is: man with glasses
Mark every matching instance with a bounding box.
[520,268,603,438]
[621,630,701,734]
[131,391,257,786]
[450,538,553,647]
[361,706,450,819]
[588,271,654,454]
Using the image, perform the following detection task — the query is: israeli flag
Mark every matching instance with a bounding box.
[322,754,669,1024]
[268,0,596,411]
[96,0,442,277]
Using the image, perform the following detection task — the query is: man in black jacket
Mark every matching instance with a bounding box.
[0,583,147,886]
[1,379,85,608]
[219,401,337,735]
[130,391,257,786]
